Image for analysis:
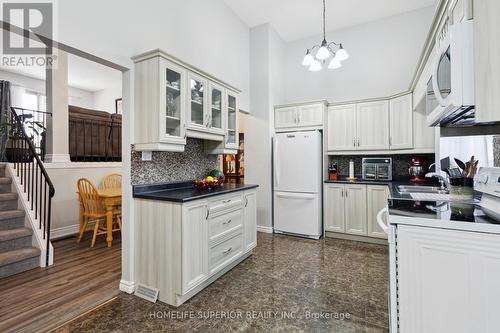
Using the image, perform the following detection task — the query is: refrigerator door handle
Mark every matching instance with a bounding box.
[274,137,279,186]
[276,192,316,200]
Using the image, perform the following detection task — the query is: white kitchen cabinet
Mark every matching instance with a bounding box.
[275,106,299,129]
[133,56,187,152]
[474,0,500,123]
[205,90,240,154]
[327,101,390,152]
[186,73,224,141]
[275,102,325,131]
[207,82,225,135]
[324,184,345,233]
[389,94,413,150]
[133,50,241,151]
[297,104,324,127]
[450,0,473,24]
[327,104,357,151]
[356,101,390,151]
[134,189,257,306]
[226,92,239,150]
[181,201,209,294]
[344,184,368,236]
[366,185,389,239]
[324,183,390,240]
[243,191,257,252]
[396,225,500,333]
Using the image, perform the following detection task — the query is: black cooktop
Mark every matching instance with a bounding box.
[389,198,500,224]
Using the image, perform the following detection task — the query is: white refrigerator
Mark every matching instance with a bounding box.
[273,130,322,239]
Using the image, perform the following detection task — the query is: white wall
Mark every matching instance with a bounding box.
[57,0,250,111]
[0,69,95,109]
[46,163,122,238]
[284,6,434,103]
[246,24,285,229]
[93,85,122,113]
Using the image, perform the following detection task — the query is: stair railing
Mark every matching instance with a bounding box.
[8,107,55,266]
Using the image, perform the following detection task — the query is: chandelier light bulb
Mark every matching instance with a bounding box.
[328,57,342,69]
[309,60,322,72]
[316,45,331,60]
[336,45,349,61]
[302,50,315,66]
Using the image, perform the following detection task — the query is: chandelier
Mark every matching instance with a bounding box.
[302,0,349,71]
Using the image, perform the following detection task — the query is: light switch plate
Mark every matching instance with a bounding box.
[141,151,153,161]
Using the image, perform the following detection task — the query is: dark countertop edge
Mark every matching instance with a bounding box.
[324,177,443,200]
[133,184,259,203]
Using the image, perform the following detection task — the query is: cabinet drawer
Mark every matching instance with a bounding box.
[209,232,243,275]
[209,209,243,241]
[208,194,243,217]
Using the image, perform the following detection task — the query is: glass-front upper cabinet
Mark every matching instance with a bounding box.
[188,74,207,129]
[226,92,238,149]
[164,65,184,138]
[208,83,224,134]
[160,59,186,142]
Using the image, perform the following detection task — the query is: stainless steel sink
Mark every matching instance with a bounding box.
[397,185,449,194]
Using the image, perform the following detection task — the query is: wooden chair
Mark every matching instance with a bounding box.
[77,178,121,247]
[100,173,122,190]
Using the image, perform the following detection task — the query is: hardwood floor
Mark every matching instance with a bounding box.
[0,235,121,333]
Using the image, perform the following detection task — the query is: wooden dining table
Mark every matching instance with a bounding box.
[78,188,122,247]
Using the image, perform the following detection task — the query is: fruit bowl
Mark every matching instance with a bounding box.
[192,176,221,190]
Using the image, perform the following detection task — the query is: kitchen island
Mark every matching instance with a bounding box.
[133,181,258,306]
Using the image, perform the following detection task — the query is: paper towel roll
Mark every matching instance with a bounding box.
[349,160,354,178]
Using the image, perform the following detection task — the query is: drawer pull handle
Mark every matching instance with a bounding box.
[245,197,248,207]
[223,219,232,225]
[206,207,210,220]
[223,247,232,254]
[222,199,232,204]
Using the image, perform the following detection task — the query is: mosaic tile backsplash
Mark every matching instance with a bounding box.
[131,138,218,185]
[329,154,436,179]
[494,136,500,167]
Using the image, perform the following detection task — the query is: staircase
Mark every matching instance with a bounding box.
[0,163,40,278]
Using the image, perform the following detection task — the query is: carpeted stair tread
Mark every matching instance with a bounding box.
[0,193,18,201]
[0,247,40,266]
[0,210,25,221]
[0,177,12,184]
[0,227,32,242]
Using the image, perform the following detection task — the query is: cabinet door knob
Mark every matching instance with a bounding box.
[245,197,249,207]
[206,207,210,220]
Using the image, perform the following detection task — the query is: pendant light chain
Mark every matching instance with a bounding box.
[323,0,326,41]
[301,0,349,71]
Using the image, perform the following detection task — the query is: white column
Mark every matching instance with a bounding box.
[45,50,71,163]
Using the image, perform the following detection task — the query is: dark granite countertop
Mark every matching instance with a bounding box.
[324,176,442,200]
[133,181,259,203]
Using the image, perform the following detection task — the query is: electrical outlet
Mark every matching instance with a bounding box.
[141,151,153,161]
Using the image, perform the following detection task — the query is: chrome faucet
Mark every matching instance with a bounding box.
[425,172,448,190]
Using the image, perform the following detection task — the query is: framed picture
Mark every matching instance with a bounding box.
[115,98,123,114]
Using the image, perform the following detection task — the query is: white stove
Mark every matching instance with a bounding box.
[475,167,500,222]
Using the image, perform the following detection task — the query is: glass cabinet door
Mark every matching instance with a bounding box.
[189,76,206,127]
[165,67,183,137]
[227,93,237,146]
[210,85,223,131]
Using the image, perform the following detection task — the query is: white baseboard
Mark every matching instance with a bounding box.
[257,225,273,234]
[120,280,136,294]
[51,224,80,239]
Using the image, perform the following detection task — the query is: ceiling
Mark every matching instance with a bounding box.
[223,0,437,42]
[0,53,122,92]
